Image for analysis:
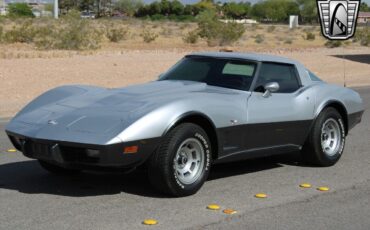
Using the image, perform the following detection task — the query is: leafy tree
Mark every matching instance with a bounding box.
[170,0,184,16]
[251,0,299,22]
[360,2,370,12]
[159,0,171,15]
[114,0,143,16]
[59,0,79,12]
[195,0,216,11]
[197,10,245,46]
[222,2,251,19]
[79,0,95,12]
[296,0,318,23]
[8,3,34,17]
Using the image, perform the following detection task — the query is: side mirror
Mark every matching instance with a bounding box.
[262,82,279,98]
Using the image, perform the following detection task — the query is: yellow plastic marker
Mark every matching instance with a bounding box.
[207,204,221,210]
[7,149,17,153]
[142,219,158,225]
[317,187,330,191]
[223,209,237,215]
[255,193,267,198]
[300,183,312,188]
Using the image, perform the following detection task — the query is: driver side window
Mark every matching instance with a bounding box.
[255,62,301,93]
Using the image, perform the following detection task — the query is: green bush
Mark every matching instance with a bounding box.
[284,38,293,44]
[305,32,315,41]
[150,14,166,21]
[325,40,342,48]
[4,20,36,43]
[183,30,199,44]
[267,25,275,33]
[254,34,264,43]
[354,27,370,46]
[106,25,128,42]
[197,10,245,46]
[140,28,158,43]
[0,25,3,42]
[35,11,103,50]
[8,3,34,18]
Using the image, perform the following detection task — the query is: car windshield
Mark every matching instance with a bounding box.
[160,56,257,91]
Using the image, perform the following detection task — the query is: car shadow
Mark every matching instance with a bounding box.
[0,152,304,198]
[331,54,370,65]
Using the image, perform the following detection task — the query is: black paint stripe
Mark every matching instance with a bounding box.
[216,120,312,161]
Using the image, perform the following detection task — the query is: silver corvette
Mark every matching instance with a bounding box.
[6,52,364,196]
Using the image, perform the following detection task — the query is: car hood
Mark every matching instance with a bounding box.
[6,80,232,144]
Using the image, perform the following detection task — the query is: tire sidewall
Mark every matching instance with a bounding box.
[316,109,345,164]
[169,125,211,195]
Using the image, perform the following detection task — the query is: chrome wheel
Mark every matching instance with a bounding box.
[173,138,204,185]
[321,118,342,156]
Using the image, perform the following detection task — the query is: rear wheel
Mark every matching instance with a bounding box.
[38,160,81,175]
[148,123,212,197]
[302,107,346,166]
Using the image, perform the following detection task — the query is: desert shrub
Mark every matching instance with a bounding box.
[0,25,3,42]
[354,27,370,46]
[267,25,275,33]
[250,23,260,31]
[197,10,245,46]
[160,27,173,37]
[8,3,34,18]
[284,38,293,44]
[58,21,102,50]
[140,28,158,43]
[4,20,36,43]
[183,30,199,44]
[254,34,264,44]
[305,32,315,41]
[106,25,128,42]
[325,40,342,48]
[150,14,166,21]
[35,11,102,50]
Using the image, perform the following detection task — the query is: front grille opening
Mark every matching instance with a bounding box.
[60,146,100,164]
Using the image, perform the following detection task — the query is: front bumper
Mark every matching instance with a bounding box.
[6,131,160,170]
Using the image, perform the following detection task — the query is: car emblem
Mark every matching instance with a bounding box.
[317,0,360,40]
[48,120,58,125]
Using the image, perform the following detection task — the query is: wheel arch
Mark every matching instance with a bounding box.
[316,100,349,135]
[163,112,220,160]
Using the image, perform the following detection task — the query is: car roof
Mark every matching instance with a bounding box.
[189,52,300,65]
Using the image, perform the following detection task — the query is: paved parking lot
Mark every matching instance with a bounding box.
[0,87,369,230]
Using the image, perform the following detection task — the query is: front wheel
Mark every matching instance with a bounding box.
[302,107,346,166]
[148,123,212,197]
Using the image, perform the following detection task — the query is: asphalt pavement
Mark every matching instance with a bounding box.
[0,87,369,230]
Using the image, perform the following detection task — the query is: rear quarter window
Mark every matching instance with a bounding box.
[307,70,323,81]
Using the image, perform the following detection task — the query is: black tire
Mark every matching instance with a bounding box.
[302,107,346,166]
[148,123,212,197]
[38,160,81,175]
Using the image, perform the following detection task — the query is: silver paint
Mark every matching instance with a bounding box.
[5,52,364,146]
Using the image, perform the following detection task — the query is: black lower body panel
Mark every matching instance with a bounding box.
[347,110,364,131]
[6,131,161,170]
[216,119,312,162]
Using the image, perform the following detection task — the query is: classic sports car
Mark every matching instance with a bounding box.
[6,52,364,197]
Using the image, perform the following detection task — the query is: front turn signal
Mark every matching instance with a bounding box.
[124,146,138,154]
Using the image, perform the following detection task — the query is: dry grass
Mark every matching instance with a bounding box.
[1,18,368,59]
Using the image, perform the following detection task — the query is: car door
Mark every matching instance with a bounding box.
[245,62,315,151]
